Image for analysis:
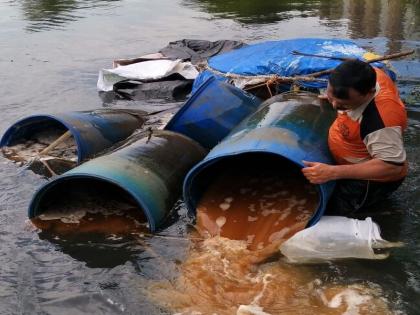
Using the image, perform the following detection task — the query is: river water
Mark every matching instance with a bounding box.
[0,0,419,314]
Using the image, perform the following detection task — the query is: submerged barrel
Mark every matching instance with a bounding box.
[165,76,261,149]
[0,109,146,163]
[183,92,336,227]
[28,130,206,232]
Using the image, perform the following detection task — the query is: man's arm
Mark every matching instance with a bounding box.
[301,159,406,184]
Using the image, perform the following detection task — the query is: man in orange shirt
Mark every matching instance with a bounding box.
[302,59,407,214]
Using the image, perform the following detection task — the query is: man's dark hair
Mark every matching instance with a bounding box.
[328,59,376,99]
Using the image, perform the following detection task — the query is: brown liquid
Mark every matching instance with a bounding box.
[31,197,148,236]
[196,167,318,250]
[150,162,393,314]
[31,209,148,236]
[149,236,393,315]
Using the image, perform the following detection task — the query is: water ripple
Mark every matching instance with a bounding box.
[19,0,122,32]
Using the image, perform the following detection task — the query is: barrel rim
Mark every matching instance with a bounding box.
[183,149,332,228]
[165,75,215,130]
[0,114,84,163]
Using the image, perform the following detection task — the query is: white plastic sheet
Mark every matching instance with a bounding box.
[280,216,403,263]
[97,59,199,92]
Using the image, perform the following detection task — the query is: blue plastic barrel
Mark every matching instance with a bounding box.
[28,130,206,232]
[165,76,261,149]
[0,109,146,163]
[183,92,336,227]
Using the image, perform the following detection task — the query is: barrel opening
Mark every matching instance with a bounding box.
[186,152,320,249]
[30,177,148,236]
[1,116,78,176]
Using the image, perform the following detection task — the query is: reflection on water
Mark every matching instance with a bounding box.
[341,0,418,53]
[186,0,420,53]
[183,0,323,24]
[19,0,121,32]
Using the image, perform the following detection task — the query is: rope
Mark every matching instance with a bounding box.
[198,63,328,96]
[202,63,328,83]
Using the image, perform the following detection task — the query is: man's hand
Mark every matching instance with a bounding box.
[301,160,337,184]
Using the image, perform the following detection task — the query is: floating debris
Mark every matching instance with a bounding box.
[30,182,148,236]
[2,127,77,177]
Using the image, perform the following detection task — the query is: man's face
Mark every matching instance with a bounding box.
[326,83,373,111]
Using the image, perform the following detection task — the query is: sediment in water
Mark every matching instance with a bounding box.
[2,127,77,176]
[149,154,394,314]
[30,178,148,235]
[195,154,318,250]
[149,236,394,315]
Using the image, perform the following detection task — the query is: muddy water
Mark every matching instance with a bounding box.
[30,178,149,235]
[150,160,392,314]
[1,0,420,314]
[196,161,318,250]
[150,237,394,315]
[31,204,148,236]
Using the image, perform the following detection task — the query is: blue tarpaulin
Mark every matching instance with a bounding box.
[193,38,394,92]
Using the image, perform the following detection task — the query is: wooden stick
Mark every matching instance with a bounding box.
[360,49,415,64]
[39,130,72,156]
[307,50,415,78]
[38,159,57,176]
[205,64,328,82]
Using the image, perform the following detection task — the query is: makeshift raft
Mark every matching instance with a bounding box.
[0,38,405,235]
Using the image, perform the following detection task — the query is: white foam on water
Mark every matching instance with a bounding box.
[287,195,298,206]
[268,228,290,243]
[248,216,258,222]
[247,235,255,244]
[296,212,312,221]
[279,208,291,220]
[106,234,123,241]
[222,257,231,276]
[225,197,234,203]
[219,203,231,211]
[261,209,281,217]
[237,304,271,315]
[39,209,86,223]
[216,216,227,228]
[327,288,372,315]
[237,274,273,315]
[297,198,307,205]
[248,204,256,212]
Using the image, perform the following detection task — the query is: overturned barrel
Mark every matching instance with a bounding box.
[165,76,261,149]
[0,109,146,165]
[29,130,206,232]
[184,92,336,234]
